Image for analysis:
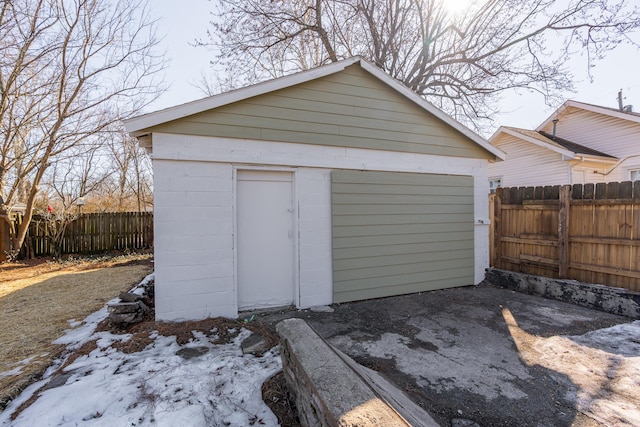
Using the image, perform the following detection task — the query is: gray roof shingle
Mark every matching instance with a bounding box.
[538,131,616,158]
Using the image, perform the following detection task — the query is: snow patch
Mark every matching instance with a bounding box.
[0,356,36,379]
[0,272,282,427]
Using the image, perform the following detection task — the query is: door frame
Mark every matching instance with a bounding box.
[232,165,299,314]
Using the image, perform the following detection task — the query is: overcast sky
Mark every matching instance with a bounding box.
[148,0,640,135]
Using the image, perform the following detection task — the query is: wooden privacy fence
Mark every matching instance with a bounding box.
[22,212,153,257]
[490,182,640,292]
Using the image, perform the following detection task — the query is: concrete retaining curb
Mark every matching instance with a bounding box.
[276,318,438,427]
[486,268,640,319]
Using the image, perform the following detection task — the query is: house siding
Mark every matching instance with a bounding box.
[488,134,570,187]
[151,132,490,320]
[331,170,474,303]
[570,160,609,185]
[540,108,639,158]
[150,65,491,160]
[540,108,640,182]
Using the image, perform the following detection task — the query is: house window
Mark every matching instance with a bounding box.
[489,178,502,193]
[631,169,640,182]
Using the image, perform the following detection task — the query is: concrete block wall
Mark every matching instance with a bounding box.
[486,268,640,319]
[153,161,336,320]
[296,168,333,308]
[153,160,237,320]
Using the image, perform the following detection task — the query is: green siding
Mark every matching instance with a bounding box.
[151,65,492,160]
[331,170,474,303]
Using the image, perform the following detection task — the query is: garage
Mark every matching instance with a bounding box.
[125,56,504,320]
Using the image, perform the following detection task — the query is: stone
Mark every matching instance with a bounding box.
[136,300,149,313]
[310,305,334,313]
[42,373,74,390]
[108,300,149,327]
[108,301,148,314]
[108,302,141,314]
[176,346,209,359]
[451,418,482,427]
[241,333,268,355]
[109,312,144,324]
[119,292,143,302]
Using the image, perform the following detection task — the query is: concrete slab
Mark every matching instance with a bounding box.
[260,284,640,426]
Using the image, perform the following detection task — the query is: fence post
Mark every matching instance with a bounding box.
[558,185,571,278]
[488,193,495,266]
[493,188,502,269]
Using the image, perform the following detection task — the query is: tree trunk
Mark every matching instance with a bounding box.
[0,214,10,261]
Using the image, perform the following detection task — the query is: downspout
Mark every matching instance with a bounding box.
[569,156,586,184]
[567,161,572,184]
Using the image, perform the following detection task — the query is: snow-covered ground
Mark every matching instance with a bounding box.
[0,274,282,427]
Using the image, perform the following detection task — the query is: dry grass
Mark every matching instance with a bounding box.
[262,372,301,427]
[0,256,153,409]
[0,253,152,285]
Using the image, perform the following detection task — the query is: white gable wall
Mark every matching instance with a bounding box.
[540,109,639,157]
[540,109,640,181]
[152,132,490,320]
[488,134,571,187]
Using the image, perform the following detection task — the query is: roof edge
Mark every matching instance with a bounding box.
[536,100,640,131]
[572,154,619,164]
[491,126,575,158]
[125,57,361,133]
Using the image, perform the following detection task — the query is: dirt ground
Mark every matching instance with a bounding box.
[0,254,153,410]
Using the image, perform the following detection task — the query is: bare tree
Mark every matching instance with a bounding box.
[47,141,113,210]
[104,128,153,213]
[202,0,640,127]
[32,144,111,257]
[0,0,164,256]
[40,125,153,214]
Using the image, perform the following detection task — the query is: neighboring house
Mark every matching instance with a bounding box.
[125,57,504,321]
[488,100,640,189]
